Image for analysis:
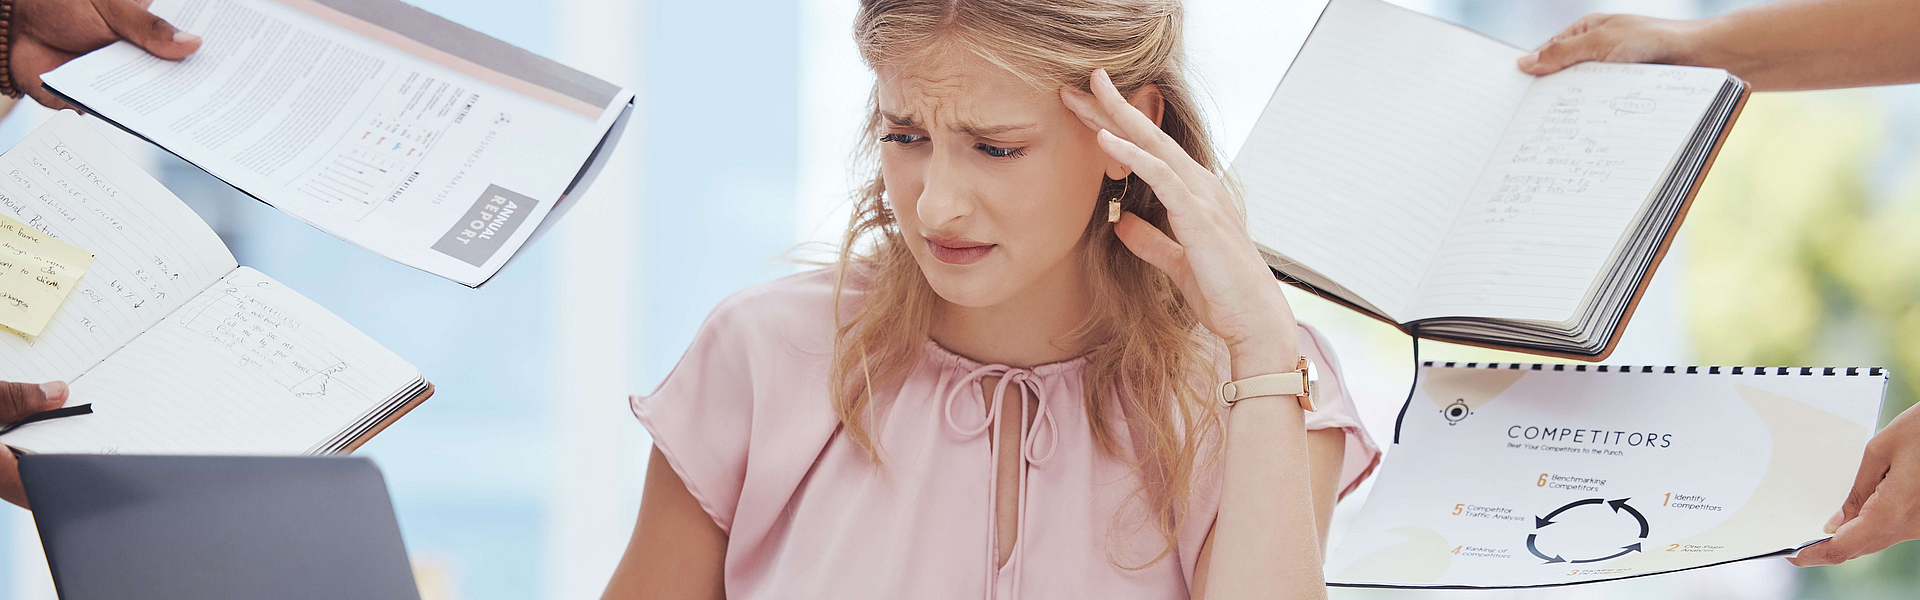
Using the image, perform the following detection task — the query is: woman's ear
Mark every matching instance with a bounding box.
[1128,83,1165,127]
[1105,84,1166,180]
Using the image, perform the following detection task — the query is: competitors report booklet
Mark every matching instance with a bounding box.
[1325,362,1887,588]
[42,0,635,287]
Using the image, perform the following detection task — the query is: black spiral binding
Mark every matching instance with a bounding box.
[1390,361,1886,444]
[1413,362,1884,377]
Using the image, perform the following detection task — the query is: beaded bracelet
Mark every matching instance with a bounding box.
[0,0,17,99]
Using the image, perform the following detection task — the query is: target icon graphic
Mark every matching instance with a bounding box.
[1442,399,1471,425]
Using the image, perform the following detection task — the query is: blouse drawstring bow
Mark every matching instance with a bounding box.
[941,364,1061,599]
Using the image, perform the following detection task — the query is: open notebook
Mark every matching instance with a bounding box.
[0,113,430,455]
[41,0,635,287]
[1236,0,1748,360]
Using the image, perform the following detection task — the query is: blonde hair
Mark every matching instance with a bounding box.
[832,0,1223,567]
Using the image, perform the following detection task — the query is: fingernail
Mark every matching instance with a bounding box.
[174,31,201,44]
[1095,68,1111,86]
[38,381,67,405]
[1518,53,1538,67]
[1824,509,1843,534]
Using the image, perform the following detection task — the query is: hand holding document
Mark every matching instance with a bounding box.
[1326,362,1887,588]
[0,213,94,336]
[41,0,635,286]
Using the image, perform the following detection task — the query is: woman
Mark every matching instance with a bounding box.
[603,0,1378,597]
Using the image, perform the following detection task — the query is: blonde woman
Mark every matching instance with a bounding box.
[604,0,1379,597]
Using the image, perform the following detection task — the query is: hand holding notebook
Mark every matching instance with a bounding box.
[1238,0,1748,359]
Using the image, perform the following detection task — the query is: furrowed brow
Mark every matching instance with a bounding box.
[882,112,921,128]
[958,122,1039,137]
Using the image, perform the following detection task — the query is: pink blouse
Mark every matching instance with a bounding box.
[632,269,1379,599]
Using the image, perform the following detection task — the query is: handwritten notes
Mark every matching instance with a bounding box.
[0,212,95,336]
[1408,62,1728,322]
[0,112,237,384]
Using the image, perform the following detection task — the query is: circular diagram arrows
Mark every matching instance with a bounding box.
[1525,497,1649,564]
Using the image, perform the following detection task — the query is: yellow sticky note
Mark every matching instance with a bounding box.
[0,213,95,336]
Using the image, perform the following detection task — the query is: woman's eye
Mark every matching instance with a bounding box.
[976,143,1025,159]
[880,133,925,145]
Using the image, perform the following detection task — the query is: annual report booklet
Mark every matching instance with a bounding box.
[0,113,431,455]
[1236,0,1748,359]
[41,0,635,287]
[1326,361,1887,588]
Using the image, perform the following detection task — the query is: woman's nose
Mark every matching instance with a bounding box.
[914,154,973,228]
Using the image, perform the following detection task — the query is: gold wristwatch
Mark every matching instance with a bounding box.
[1216,356,1317,412]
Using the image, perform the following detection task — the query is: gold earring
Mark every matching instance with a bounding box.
[1107,177,1129,223]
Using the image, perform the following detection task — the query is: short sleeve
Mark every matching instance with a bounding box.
[1177,321,1383,584]
[630,302,756,534]
[1296,322,1381,500]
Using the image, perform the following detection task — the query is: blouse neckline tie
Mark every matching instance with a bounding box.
[939,363,1061,599]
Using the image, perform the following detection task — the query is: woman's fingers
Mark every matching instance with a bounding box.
[1060,87,1121,139]
[1095,129,1196,212]
[1837,443,1893,527]
[1088,69,1208,180]
[1114,211,1190,285]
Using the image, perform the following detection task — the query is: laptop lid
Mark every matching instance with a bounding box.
[19,454,420,600]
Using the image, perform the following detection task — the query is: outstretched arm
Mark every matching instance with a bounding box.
[1518,0,1920,91]
[602,446,728,600]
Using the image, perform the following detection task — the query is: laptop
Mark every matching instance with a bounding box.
[19,455,421,600]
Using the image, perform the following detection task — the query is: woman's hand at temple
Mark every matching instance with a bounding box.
[1063,69,1322,600]
[1060,68,1299,365]
[0,379,70,508]
[9,0,202,109]
[1789,404,1920,566]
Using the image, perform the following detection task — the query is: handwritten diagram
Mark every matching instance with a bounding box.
[179,285,347,397]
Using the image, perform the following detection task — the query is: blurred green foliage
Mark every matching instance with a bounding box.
[1684,89,1920,599]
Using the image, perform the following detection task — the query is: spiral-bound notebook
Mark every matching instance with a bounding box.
[1236,0,1749,360]
[1326,362,1888,589]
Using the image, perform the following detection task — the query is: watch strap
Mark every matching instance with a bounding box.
[1216,357,1317,412]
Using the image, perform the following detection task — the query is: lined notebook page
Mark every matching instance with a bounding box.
[1406,63,1728,322]
[0,114,235,382]
[1235,0,1533,321]
[3,267,419,454]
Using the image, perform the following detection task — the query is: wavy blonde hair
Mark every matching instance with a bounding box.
[831,0,1224,566]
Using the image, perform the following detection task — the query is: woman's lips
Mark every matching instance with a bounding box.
[926,237,995,265]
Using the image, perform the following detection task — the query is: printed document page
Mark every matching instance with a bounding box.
[44,0,633,285]
[1326,365,1885,588]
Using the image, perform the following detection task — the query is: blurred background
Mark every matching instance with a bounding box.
[0,0,1913,598]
